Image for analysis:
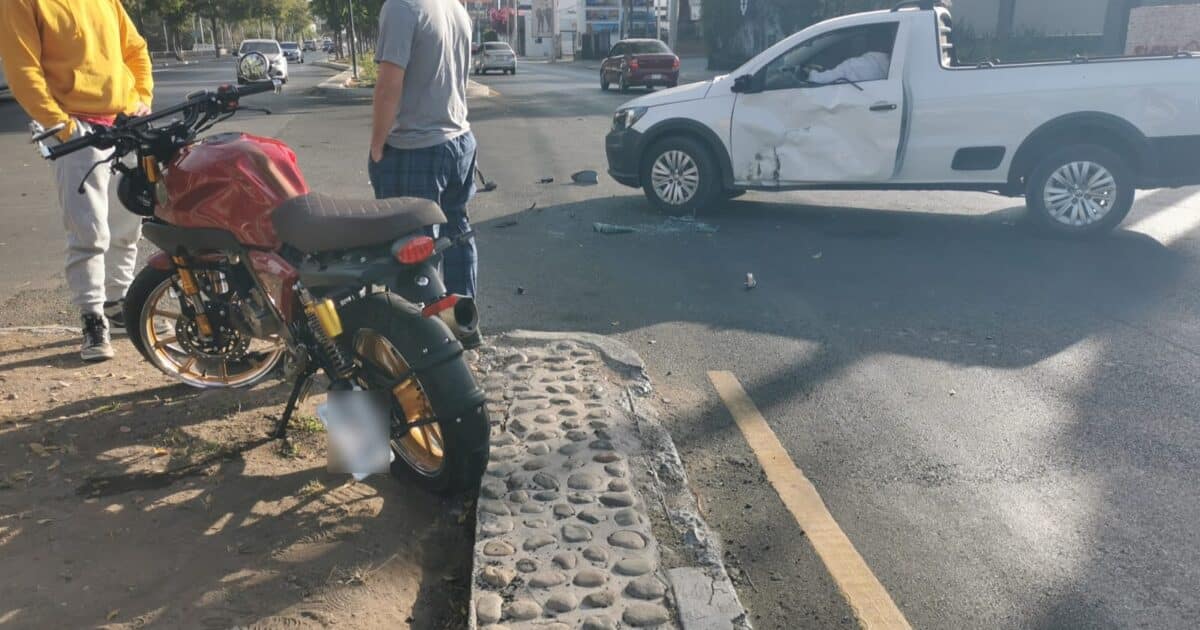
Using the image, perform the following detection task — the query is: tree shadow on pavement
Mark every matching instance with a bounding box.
[0,335,473,629]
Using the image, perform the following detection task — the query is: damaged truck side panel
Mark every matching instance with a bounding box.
[608,3,1200,236]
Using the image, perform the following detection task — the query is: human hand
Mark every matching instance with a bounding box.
[370,142,385,164]
[132,102,152,117]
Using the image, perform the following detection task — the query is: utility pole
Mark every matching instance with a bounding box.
[348,0,360,78]
[667,0,678,48]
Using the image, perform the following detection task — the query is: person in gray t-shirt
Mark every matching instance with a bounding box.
[368,0,481,315]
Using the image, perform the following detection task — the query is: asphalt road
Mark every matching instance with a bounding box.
[3,58,1200,629]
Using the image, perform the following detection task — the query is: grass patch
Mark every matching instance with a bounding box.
[159,428,224,460]
[292,414,325,434]
[299,479,326,497]
[349,54,377,87]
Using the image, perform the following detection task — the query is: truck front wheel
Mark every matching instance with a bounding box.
[1025,144,1135,237]
[640,136,719,215]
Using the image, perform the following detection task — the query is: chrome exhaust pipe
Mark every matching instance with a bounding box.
[436,296,479,341]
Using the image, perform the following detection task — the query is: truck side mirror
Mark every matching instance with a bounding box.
[731,74,756,93]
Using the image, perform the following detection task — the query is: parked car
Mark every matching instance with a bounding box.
[281,41,304,64]
[473,42,517,75]
[303,40,318,52]
[322,39,335,53]
[606,0,1200,236]
[601,39,680,92]
[237,39,287,83]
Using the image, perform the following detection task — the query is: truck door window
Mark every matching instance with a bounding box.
[762,23,899,91]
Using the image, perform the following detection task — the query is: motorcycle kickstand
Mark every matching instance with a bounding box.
[271,368,315,440]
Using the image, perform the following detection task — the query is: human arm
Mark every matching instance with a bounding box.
[370,62,406,162]
[0,0,75,140]
[114,0,153,114]
[370,0,417,162]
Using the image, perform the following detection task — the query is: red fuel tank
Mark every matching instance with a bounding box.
[157,132,309,249]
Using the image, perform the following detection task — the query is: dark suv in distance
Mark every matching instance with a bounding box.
[600,39,680,92]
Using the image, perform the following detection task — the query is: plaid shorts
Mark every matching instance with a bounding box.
[368,132,478,297]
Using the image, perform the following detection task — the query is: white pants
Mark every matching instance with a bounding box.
[54,120,142,316]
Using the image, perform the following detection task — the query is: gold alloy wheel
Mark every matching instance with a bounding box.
[353,329,445,476]
[141,276,285,388]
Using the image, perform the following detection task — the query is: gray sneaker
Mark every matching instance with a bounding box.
[81,314,115,363]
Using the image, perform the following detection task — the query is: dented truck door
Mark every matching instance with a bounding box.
[730,21,906,186]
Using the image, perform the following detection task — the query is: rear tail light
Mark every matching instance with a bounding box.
[629,58,640,71]
[673,57,681,70]
[395,236,435,264]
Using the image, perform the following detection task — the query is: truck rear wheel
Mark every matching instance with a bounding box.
[640,136,719,216]
[1025,144,1134,237]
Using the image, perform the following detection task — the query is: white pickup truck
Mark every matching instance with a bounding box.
[605,0,1200,236]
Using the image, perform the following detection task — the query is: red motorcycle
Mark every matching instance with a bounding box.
[31,57,488,494]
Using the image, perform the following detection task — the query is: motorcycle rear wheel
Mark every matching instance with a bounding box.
[340,293,489,495]
[124,266,286,389]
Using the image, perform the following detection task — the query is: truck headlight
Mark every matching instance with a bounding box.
[613,107,648,131]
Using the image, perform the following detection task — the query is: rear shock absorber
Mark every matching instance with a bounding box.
[294,284,354,380]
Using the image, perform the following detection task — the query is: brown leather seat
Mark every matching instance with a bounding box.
[272,193,446,253]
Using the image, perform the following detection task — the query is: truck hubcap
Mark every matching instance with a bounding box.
[1043,161,1117,227]
[651,150,700,206]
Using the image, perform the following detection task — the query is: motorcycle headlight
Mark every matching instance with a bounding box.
[613,107,648,132]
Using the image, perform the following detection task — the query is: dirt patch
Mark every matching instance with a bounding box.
[0,331,473,629]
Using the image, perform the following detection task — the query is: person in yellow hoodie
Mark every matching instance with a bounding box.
[0,0,153,362]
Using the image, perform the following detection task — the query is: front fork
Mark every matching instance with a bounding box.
[172,256,215,339]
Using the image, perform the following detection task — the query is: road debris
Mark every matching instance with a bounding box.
[745,273,757,290]
[593,223,637,234]
[571,170,599,185]
[537,177,555,184]
[516,287,526,295]
[493,220,519,229]
[593,216,719,235]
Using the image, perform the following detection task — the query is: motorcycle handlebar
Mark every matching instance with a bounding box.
[41,79,278,161]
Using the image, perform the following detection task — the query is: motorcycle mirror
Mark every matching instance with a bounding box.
[239,51,271,83]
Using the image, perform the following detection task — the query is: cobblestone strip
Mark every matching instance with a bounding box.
[470,335,749,630]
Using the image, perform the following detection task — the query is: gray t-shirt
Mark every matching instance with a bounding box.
[375,0,472,150]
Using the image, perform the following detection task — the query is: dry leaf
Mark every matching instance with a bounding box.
[152,448,169,458]
[107,609,119,621]
[46,460,60,472]
[37,518,54,525]
[28,443,47,456]
[119,426,132,433]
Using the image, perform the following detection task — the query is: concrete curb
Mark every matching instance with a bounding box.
[314,69,492,100]
[313,60,351,72]
[469,334,750,629]
[314,70,373,102]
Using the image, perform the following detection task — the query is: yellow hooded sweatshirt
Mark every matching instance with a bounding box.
[0,0,153,140]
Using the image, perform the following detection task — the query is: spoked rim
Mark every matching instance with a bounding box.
[353,329,445,476]
[1043,160,1118,227]
[140,277,285,388]
[651,149,700,206]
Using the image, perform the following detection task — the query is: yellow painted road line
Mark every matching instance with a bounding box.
[708,371,912,630]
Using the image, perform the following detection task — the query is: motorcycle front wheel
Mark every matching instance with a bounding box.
[124,266,286,389]
[339,293,489,495]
